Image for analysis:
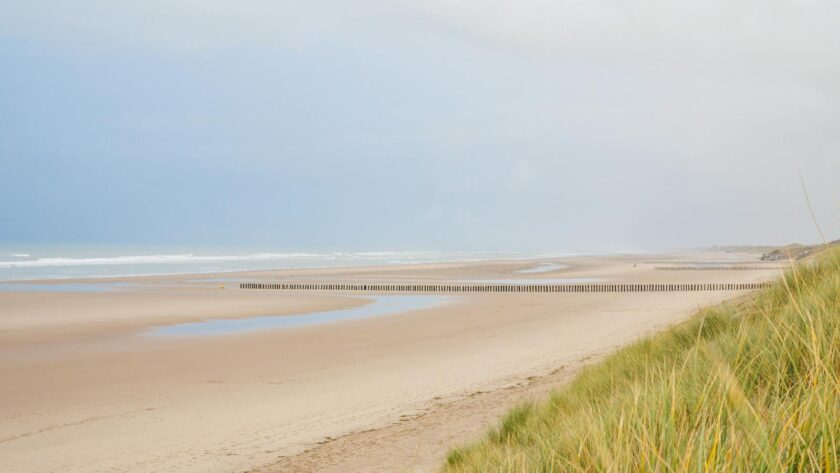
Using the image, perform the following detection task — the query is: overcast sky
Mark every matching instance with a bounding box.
[1,1,838,251]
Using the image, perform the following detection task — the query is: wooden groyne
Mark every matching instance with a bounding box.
[239,282,772,293]
[654,266,786,271]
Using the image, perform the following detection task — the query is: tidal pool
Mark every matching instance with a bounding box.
[516,262,569,274]
[147,295,451,337]
[457,278,600,285]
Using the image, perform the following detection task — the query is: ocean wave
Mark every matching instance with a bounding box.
[0,250,580,273]
[0,252,328,269]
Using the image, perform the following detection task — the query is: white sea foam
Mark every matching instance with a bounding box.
[0,251,500,270]
[0,252,325,269]
[0,248,579,281]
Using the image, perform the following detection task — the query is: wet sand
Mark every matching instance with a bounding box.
[0,252,784,472]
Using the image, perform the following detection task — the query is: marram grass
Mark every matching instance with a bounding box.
[443,249,839,472]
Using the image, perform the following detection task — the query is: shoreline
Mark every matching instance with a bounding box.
[0,257,565,284]
[0,246,771,284]
[0,250,596,283]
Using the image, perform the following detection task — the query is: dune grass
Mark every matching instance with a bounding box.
[442,249,839,472]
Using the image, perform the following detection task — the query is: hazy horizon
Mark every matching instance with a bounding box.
[2,1,839,251]
[0,242,803,282]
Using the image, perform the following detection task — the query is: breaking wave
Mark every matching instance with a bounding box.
[0,252,327,269]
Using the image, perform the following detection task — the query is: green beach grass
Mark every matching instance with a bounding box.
[442,248,839,472]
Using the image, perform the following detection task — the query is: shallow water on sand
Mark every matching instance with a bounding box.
[515,262,569,273]
[146,295,451,337]
[457,278,600,285]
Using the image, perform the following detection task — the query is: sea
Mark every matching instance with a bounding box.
[0,244,572,281]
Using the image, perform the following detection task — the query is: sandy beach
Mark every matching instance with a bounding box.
[0,252,784,472]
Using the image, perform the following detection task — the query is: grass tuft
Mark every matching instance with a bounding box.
[441,249,840,472]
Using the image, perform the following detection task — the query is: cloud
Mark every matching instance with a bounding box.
[0,1,387,53]
[4,1,839,79]
[402,1,839,71]
[1,1,838,247]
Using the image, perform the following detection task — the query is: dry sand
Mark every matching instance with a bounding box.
[0,252,783,472]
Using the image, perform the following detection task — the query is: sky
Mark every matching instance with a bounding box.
[1,1,838,252]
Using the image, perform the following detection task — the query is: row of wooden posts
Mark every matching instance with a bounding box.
[654,266,785,271]
[239,282,772,293]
